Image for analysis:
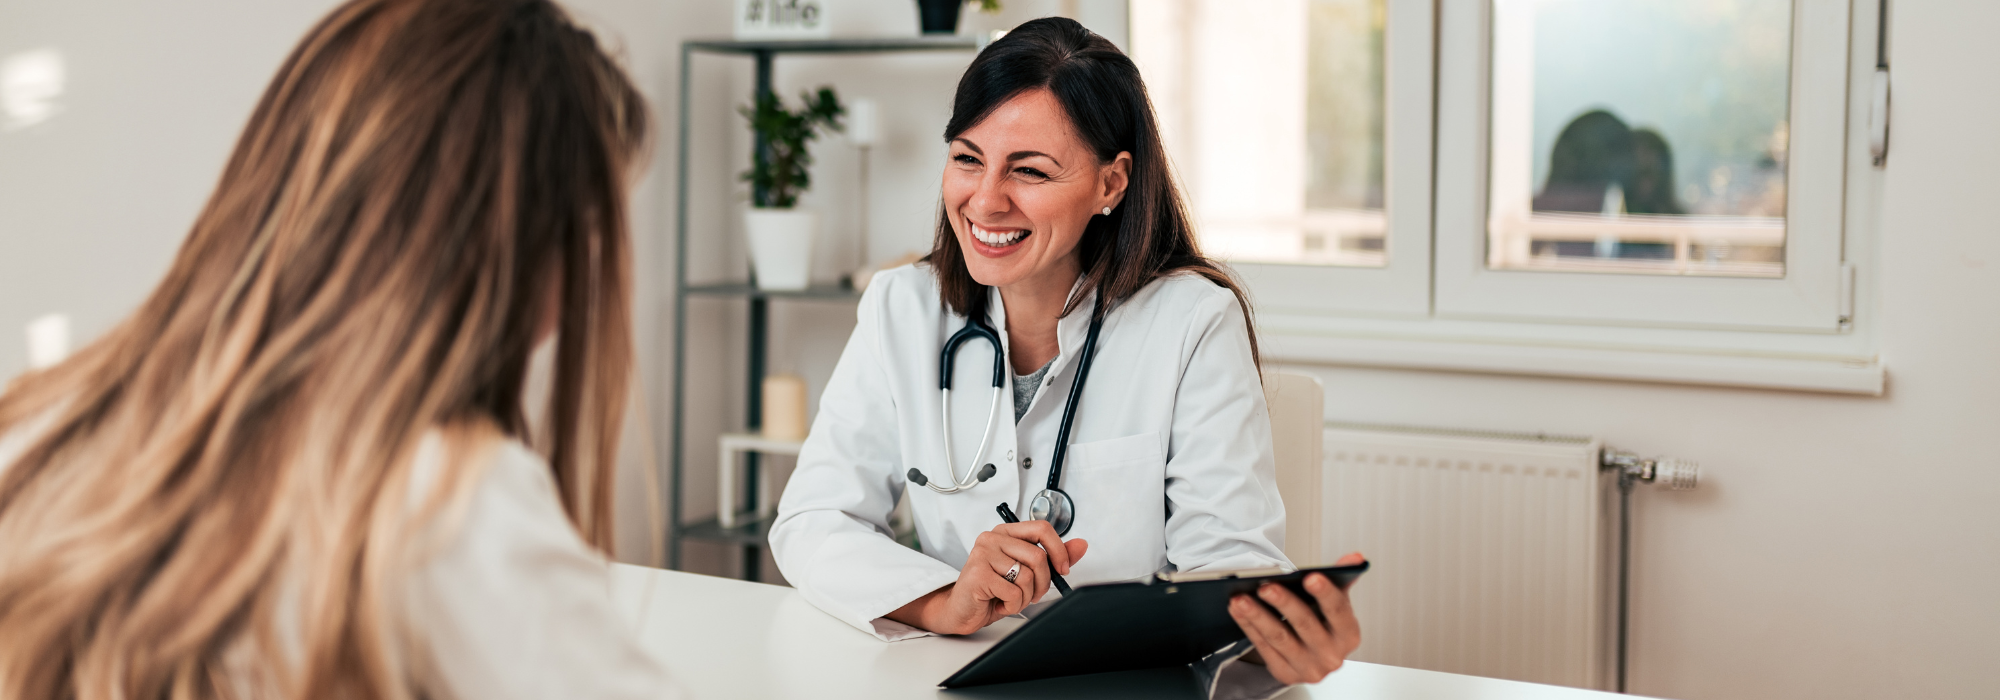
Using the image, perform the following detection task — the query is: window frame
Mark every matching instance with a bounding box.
[1430,0,1854,332]
[1218,0,1887,394]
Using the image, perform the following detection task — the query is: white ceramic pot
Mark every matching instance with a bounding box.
[743,207,816,291]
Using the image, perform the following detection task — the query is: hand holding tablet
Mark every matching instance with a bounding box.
[940,559,1370,687]
[1228,551,1369,685]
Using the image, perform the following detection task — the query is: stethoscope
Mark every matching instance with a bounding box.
[905,302,1106,536]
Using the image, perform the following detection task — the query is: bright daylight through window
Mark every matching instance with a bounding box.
[1133,0,1388,268]
[1487,0,1794,278]
[1303,0,1388,267]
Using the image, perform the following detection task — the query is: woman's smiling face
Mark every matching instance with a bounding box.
[942,88,1129,292]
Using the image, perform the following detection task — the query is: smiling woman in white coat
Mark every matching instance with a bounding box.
[770,18,1364,686]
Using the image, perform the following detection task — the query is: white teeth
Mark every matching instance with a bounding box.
[972,224,1027,247]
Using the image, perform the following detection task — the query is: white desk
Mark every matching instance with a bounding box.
[609,564,1633,700]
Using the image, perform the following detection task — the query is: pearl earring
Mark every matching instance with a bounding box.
[1102,206,1113,216]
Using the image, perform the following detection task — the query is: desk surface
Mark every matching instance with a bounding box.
[610,564,1630,700]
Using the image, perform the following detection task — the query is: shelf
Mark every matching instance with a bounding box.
[718,433,803,529]
[720,432,805,456]
[684,283,863,301]
[671,31,965,577]
[685,36,983,56]
[681,514,774,547]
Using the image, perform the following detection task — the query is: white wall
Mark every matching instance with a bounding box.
[4,1,1994,699]
[0,1,330,377]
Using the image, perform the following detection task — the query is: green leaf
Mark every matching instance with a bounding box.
[737,85,846,207]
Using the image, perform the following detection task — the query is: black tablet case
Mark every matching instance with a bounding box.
[938,562,1369,688]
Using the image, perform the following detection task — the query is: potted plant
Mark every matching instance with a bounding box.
[917,0,1001,35]
[740,87,843,291]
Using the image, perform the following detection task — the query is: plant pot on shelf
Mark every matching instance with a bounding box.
[744,207,816,291]
[916,0,962,35]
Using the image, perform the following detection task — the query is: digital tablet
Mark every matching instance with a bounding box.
[938,561,1369,688]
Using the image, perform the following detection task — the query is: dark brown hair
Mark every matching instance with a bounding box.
[0,0,647,697]
[925,17,1257,361]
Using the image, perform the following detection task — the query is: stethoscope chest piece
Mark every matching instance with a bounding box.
[1029,487,1075,536]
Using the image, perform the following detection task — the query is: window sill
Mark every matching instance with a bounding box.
[1259,315,1884,396]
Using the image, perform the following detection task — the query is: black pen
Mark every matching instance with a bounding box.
[996,503,1072,595]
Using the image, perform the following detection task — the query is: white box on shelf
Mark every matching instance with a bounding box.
[733,0,831,40]
[716,432,806,528]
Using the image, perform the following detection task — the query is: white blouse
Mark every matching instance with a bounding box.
[0,423,680,700]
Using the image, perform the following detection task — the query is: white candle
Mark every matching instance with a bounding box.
[762,373,809,441]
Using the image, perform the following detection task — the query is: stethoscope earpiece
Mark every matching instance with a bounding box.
[905,463,993,490]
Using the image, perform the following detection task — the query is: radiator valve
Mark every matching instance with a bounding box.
[1601,450,1699,490]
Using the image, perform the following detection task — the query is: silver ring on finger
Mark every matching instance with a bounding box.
[1004,563,1020,583]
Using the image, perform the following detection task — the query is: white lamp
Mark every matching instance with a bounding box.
[848,98,879,281]
[847,98,878,147]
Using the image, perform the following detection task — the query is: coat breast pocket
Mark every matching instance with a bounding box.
[1059,431,1167,583]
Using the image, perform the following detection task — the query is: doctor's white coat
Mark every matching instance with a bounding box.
[769,264,1290,641]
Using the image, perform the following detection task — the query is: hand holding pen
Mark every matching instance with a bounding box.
[884,503,1089,635]
[997,502,1073,595]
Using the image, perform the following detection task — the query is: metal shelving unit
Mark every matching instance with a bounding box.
[668,36,982,580]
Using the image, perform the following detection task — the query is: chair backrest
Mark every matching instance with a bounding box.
[1263,371,1325,567]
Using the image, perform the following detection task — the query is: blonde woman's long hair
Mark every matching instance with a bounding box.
[0,0,649,697]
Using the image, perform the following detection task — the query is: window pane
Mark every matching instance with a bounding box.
[1135,0,1387,268]
[1487,0,1792,278]
[1299,0,1388,267]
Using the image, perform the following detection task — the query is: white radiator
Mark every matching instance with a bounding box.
[1322,424,1616,691]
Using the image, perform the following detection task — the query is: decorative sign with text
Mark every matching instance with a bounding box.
[734,0,831,39]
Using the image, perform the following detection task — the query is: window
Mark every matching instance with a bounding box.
[1487,0,1792,278]
[1205,0,1387,268]
[1132,0,1434,316]
[1131,0,1884,393]
[1436,0,1854,331]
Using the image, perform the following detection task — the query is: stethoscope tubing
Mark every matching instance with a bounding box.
[923,318,1008,493]
[1042,305,1106,494]
[931,385,1004,493]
